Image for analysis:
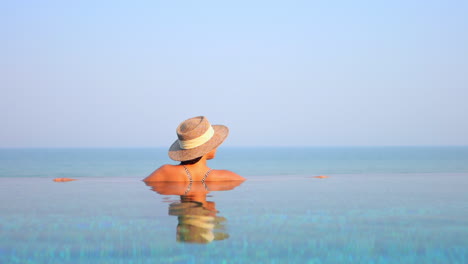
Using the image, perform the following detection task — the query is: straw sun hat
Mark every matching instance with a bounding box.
[168,116,229,161]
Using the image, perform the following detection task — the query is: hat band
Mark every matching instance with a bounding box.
[178,126,214,150]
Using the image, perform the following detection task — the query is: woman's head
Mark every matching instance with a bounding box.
[168,116,228,162]
[179,148,217,165]
[205,148,217,160]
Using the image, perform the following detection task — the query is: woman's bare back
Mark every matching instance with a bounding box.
[143,164,245,182]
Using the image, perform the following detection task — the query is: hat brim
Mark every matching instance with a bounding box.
[168,125,229,161]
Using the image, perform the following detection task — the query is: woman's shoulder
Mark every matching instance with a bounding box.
[207,169,246,182]
[143,165,245,182]
[143,164,184,182]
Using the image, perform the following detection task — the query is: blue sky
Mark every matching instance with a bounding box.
[1,0,467,147]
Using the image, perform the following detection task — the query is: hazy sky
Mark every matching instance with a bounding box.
[1,0,467,147]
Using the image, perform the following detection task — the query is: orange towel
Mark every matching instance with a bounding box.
[53,178,77,182]
[313,175,329,179]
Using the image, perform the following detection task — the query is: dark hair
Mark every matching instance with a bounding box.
[180,156,202,165]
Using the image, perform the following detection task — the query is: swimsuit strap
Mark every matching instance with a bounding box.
[184,181,192,195]
[202,169,212,184]
[202,181,209,191]
[182,165,193,195]
[182,166,211,193]
[182,165,193,182]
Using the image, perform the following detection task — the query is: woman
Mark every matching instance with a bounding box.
[143,116,245,182]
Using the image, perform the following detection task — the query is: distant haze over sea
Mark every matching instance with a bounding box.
[1,146,468,178]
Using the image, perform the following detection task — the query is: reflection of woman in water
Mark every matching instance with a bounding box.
[144,116,245,243]
[143,116,245,182]
[146,181,244,243]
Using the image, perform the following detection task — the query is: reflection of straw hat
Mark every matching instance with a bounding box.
[169,202,229,244]
[169,116,229,161]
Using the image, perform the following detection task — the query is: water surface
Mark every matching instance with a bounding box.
[1,146,468,178]
[1,147,467,263]
[1,173,467,263]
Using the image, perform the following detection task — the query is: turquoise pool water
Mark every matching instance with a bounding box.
[1,173,467,263]
[1,147,468,263]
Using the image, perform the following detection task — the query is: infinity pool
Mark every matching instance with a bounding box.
[1,174,467,263]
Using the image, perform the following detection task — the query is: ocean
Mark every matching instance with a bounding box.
[1,146,468,178]
[1,147,467,263]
